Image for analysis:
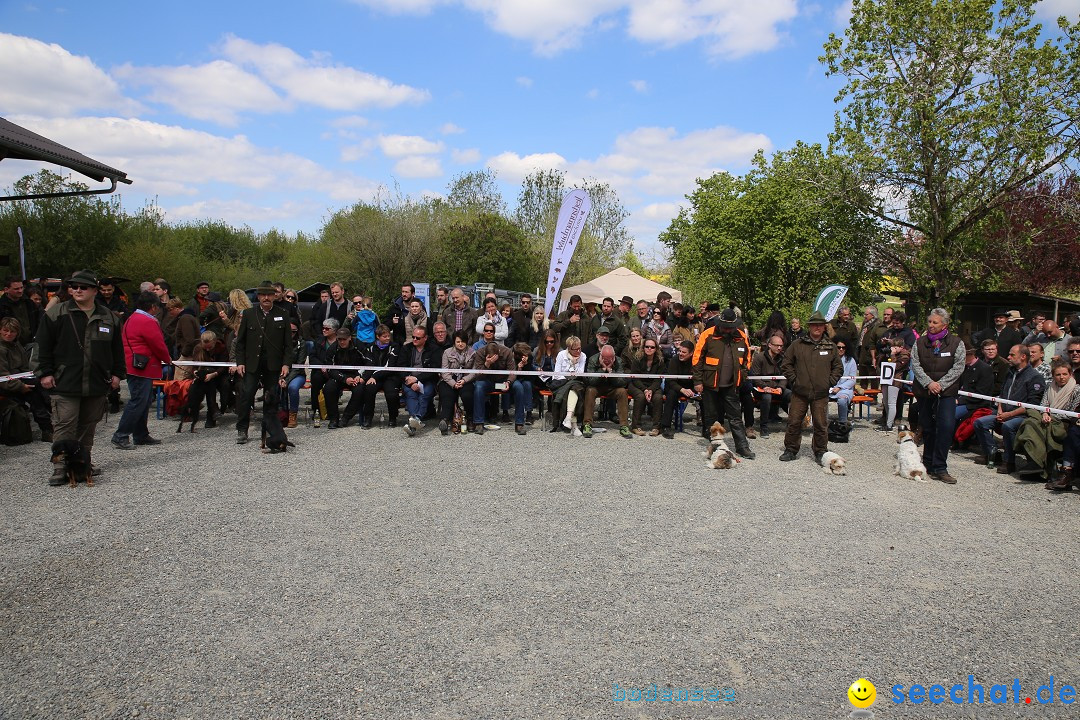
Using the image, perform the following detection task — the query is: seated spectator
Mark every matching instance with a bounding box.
[440,287,479,345]
[628,338,664,435]
[533,329,559,389]
[501,303,515,342]
[429,320,451,359]
[829,340,858,424]
[282,322,308,429]
[359,324,403,428]
[1025,319,1070,362]
[551,335,587,436]
[955,346,993,423]
[520,306,549,350]
[982,339,1010,394]
[308,318,339,425]
[324,329,366,429]
[475,297,508,345]
[750,332,790,437]
[1014,360,1080,483]
[0,317,52,439]
[1028,341,1051,384]
[473,322,497,351]
[643,308,673,357]
[973,344,1045,473]
[470,340,515,434]
[400,325,440,437]
[622,327,645,369]
[437,331,476,435]
[787,317,807,346]
[509,342,536,435]
[582,345,631,439]
[182,331,229,429]
[659,340,697,439]
[584,325,614,360]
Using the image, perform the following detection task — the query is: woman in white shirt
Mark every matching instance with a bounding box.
[550,335,587,436]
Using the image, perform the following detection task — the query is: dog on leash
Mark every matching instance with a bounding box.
[260,415,295,454]
[702,421,738,470]
[820,450,847,475]
[51,439,92,487]
[895,425,928,481]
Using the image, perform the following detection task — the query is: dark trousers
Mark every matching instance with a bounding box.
[52,394,106,451]
[660,389,686,429]
[785,393,828,456]
[309,370,329,416]
[701,386,750,451]
[3,385,52,430]
[113,376,154,443]
[753,387,791,428]
[182,375,221,422]
[438,381,475,422]
[628,386,662,427]
[1063,424,1080,467]
[235,369,280,433]
[918,394,957,475]
[323,377,364,423]
[362,377,400,424]
[738,379,755,428]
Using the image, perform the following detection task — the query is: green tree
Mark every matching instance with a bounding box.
[431,212,540,290]
[0,170,128,279]
[821,0,1080,308]
[443,169,506,218]
[661,143,882,326]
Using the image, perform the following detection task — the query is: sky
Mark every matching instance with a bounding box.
[0,0,1074,262]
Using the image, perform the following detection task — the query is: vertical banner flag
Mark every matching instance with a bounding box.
[17,227,27,280]
[544,189,592,318]
[813,284,849,322]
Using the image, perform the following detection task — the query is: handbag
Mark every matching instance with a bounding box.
[827,420,851,443]
[124,321,150,369]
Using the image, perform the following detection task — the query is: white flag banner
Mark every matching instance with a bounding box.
[17,226,26,280]
[544,189,591,318]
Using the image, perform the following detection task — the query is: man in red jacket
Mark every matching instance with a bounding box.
[111,291,173,449]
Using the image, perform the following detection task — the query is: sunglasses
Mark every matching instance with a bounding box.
[69,284,94,291]
[644,345,656,349]
[545,339,556,344]
[1069,349,1080,354]
[285,295,297,300]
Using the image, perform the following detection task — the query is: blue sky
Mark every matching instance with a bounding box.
[0,0,1072,260]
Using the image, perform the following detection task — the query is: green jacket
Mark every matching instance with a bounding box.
[781,333,842,400]
[584,352,628,389]
[234,305,292,372]
[36,300,125,397]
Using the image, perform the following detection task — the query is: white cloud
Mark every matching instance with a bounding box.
[516,76,534,87]
[394,155,443,178]
[0,114,382,203]
[630,79,649,93]
[114,60,286,126]
[340,141,375,162]
[1036,0,1076,20]
[486,151,568,183]
[833,0,853,26]
[440,122,465,134]
[586,88,600,100]
[168,198,322,224]
[0,33,140,117]
[349,0,797,57]
[451,148,483,164]
[331,115,371,128]
[639,202,682,219]
[221,35,430,110]
[377,134,445,157]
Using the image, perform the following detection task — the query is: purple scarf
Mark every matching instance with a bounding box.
[928,327,949,352]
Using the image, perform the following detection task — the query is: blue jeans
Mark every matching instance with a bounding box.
[917,394,956,475]
[955,404,971,423]
[113,376,154,443]
[282,375,305,412]
[1064,424,1080,467]
[511,379,531,424]
[974,413,1024,463]
[403,380,436,419]
[474,380,498,424]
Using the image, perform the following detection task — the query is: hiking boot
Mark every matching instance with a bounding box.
[582,423,594,438]
[403,423,416,437]
[474,423,485,435]
[40,428,53,443]
[619,425,632,439]
[997,461,1016,474]
[439,419,449,436]
[48,463,67,486]
[737,448,756,460]
[516,424,526,436]
[111,436,131,450]
[631,427,646,436]
[287,412,298,429]
[935,472,957,484]
[236,430,248,444]
[662,428,674,439]
[745,427,758,439]
[779,450,798,461]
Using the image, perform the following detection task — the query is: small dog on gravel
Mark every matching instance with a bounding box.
[820,450,847,475]
[895,425,928,481]
[51,439,92,487]
[703,421,737,470]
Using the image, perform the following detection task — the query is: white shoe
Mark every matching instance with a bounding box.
[562,414,573,430]
[484,423,501,431]
[572,426,582,437]
[408,416,421,430]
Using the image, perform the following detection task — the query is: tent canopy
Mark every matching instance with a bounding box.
[558,267,682,312]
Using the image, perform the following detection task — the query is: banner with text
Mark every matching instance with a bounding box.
[813,284,849,322]
[544,189,591,318]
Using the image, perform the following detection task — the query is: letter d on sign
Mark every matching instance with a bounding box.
[879,361,896,386]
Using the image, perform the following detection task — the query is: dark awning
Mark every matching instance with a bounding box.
[0,116,131,200]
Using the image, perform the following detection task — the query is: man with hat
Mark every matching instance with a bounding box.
[779,311,842,465]
[35,270,125,485]
[617,295,635,324]
[187,281,214,316]
[233,281,291,444]
[973,309,1023,361]
[692,307,755,459]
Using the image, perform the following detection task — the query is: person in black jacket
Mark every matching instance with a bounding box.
[659,340,697,439]
[233,282,292,445]
[323,329,366,429]
[360,324,403,428]
[307,318,339,425]
[400,325,440,436]
[955,346,994,423]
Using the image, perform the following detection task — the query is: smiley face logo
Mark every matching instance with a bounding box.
[848,678,876,708]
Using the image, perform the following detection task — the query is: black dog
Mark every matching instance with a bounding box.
[260,413,294,454]
[50,439,92,487]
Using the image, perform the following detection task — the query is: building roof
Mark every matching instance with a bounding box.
[0,116,130,187]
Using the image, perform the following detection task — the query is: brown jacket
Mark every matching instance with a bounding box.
[470,342,515,384]
[781,334,842,400]
[691,326,751,389]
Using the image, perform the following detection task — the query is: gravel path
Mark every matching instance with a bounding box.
[1,400,1077,719]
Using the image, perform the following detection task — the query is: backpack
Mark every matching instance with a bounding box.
[0,401,33,446]
[164,379,193,417]
[827,420,850,443]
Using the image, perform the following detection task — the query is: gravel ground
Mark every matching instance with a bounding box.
[1,397,1078,720]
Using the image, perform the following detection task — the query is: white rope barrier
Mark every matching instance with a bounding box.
[0,371,35,383]
[890,378,1080,420]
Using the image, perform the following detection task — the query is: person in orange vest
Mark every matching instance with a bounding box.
[692,308,755,459]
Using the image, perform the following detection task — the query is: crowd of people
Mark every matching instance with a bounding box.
[2,272,1079,491]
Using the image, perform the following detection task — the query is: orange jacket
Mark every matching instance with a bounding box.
[692,325,752,389]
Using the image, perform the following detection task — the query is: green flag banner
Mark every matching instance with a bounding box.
[813,285,848,322]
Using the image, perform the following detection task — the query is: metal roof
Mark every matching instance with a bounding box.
[0,116,131,197]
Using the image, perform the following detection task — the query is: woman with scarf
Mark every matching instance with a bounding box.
[437,330,476,435]
[910,308,967,485]
[1012,360,1080,488]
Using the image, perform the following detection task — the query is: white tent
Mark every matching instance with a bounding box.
[558,267,683,312]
